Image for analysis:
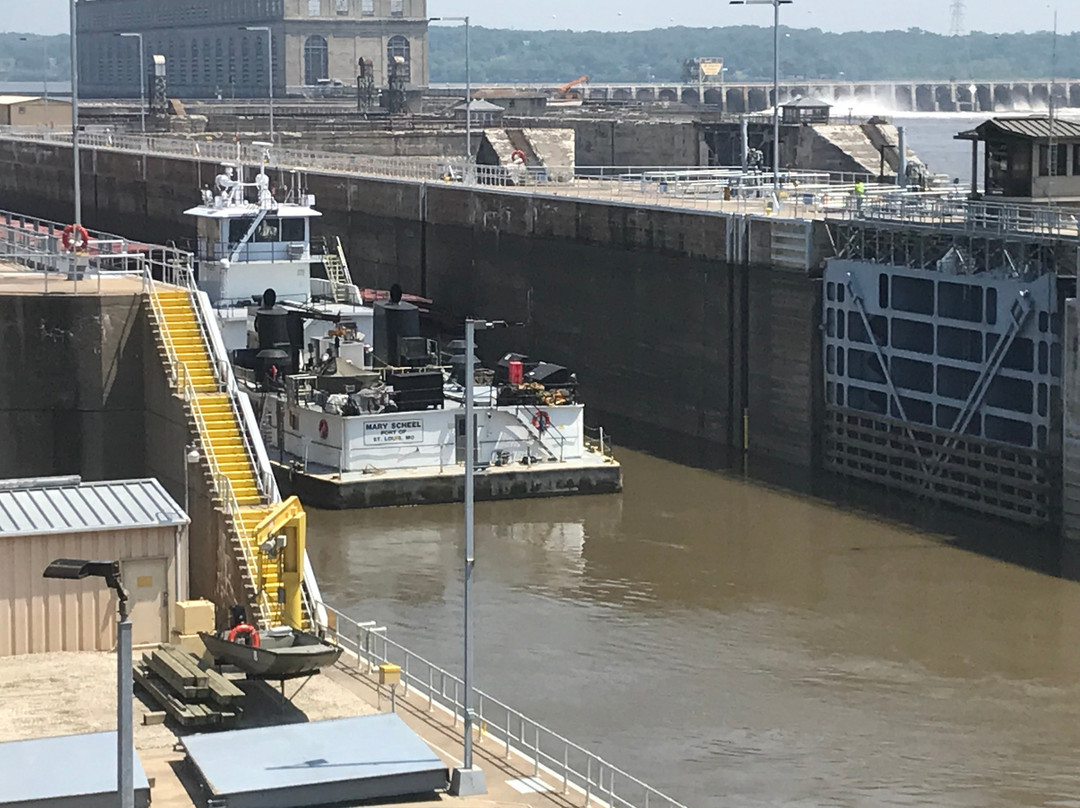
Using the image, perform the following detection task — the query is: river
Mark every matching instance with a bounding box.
[306,448,1080,807]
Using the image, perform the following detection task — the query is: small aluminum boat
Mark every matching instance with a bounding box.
[200,626,342,678]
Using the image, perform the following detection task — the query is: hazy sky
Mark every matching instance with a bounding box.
[2,0,1078,36]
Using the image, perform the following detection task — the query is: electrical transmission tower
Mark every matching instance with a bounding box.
[950,0,966,37]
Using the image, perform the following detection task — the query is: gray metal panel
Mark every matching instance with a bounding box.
[0,478,188,537]
[183,713,448,808]
[979,116,1080,141]
[0,731,150,808]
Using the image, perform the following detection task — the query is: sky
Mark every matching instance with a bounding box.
[2,0,1079,36]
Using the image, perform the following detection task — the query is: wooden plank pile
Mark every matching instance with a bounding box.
[134,644,245,728]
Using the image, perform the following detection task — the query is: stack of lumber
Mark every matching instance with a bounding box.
[134,644,245,728]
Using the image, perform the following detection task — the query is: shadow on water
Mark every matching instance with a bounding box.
[594,405,1080,584]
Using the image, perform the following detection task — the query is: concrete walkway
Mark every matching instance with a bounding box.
[0,650,617,808]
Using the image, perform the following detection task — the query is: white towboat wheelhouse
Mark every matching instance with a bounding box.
[183,148,370,351]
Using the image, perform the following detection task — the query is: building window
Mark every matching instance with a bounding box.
[304,35,329,85]
[390,0,403,16]
[1074,144,1080,177]
[1039,144,1069,177]
[361,0,373,13]
[387,35,410,82]
[308,0,320,15]
[336,0,348,13]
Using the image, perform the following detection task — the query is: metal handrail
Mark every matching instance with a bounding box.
[583,425,613,459]
[0,127,895,193]
[831,193,1080,238]
[181,369,276,626]
[317,601,688,808]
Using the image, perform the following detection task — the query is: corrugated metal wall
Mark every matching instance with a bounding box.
[0,527,177,656]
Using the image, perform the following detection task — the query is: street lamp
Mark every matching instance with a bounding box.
[18,37,49,117]
[448,317,520,797]
[242,26,274,144]
[68,0,81,226]
[183,443,200,515]
[118,33,145,135]
[730,0,792,199]
[430,16,471,168]
[43,559,133,808]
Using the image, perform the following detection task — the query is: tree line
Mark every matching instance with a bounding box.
[1,27,1076,85]
[429,26,1079,84]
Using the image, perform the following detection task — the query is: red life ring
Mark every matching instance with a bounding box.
[61,223,90,253]
[318,418,329,440]
[532,411,551,432]
[227,622,260,647]
[510,148,527,165]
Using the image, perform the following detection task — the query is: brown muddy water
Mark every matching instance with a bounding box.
[307,449,1080,807]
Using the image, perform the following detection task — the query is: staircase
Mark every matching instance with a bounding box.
[321,236,354,303]
[150,287,294,629]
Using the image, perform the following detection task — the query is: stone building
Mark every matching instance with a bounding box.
[76,0,429,99]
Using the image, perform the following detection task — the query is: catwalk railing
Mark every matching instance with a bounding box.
[318,601,689,808]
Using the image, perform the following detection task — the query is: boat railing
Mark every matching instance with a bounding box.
[315,601,688,808]
[584,425,613,459]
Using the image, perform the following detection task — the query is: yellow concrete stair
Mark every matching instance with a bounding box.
[154,290,217,394]
[151,286,295,629]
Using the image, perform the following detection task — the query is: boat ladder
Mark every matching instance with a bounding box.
[322,236,354,303]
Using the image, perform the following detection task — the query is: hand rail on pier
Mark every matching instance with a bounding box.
[830,193,1080,239]
[316,601,689,808]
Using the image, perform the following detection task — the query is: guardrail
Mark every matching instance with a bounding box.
[317,601,688,808]
[830,192,1080,238]
[0,127,893,196]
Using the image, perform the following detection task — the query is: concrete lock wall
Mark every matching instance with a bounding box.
[0,294,148,480]
[0,139,820,474]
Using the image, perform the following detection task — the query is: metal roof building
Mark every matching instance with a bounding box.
[956,115,1080,200]
[0,477,186,537]
[0,476,190,656]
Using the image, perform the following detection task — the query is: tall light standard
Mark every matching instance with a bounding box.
[730,0,792,198]
[18,37,49,117]
[242,26,274,144]
[69,0,81,226]
[43,559,133,808]
[430,16,471,167]
[118,33,145,135]
[449,316,520,798]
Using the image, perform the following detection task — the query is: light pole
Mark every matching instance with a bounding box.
[242,26,274,144]
[730,0,792,198]
[18,37,49,117]
[430,16,471,167]
[118,33,145,135]
[69,0,81,226]
[450,317,524,797]
[43,559,133,808]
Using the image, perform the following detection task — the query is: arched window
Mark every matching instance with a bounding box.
[387,35,410,83]
[304,35,328,85]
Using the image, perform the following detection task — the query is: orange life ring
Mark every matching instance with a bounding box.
[227,622,260,647]
[532,411,551,432]
[61,223,90,253]
[510,148,527,164]
[318,418,329,440]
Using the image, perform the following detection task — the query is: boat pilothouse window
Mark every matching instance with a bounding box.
[228,216,306,246]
